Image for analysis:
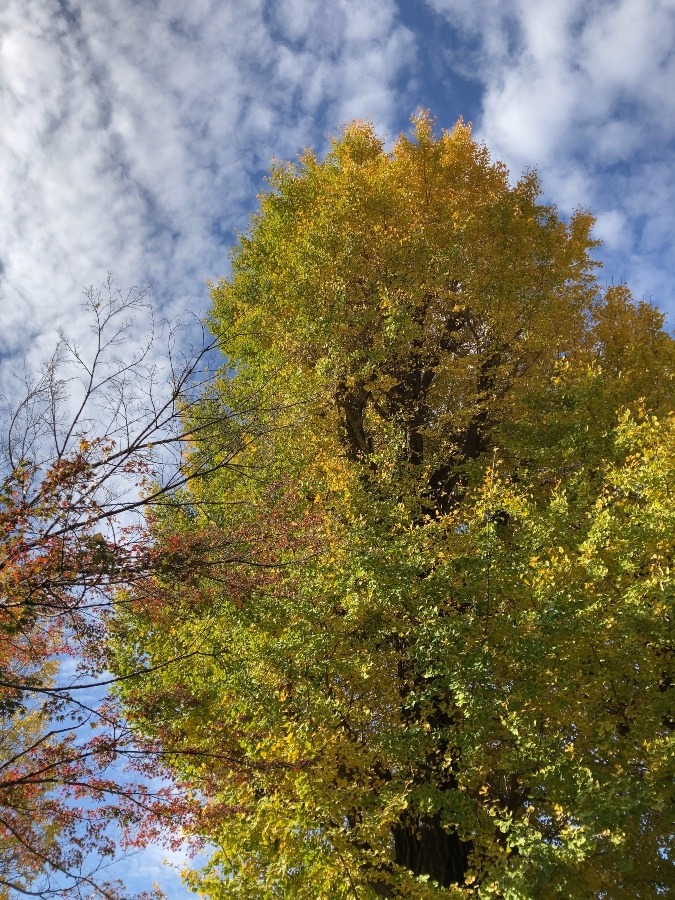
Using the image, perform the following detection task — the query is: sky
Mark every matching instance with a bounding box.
[1,0,674,895]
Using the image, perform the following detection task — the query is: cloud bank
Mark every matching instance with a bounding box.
[0,0,415,359]
[427,0,675,313]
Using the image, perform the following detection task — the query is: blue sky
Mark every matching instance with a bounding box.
[1,0,674,895]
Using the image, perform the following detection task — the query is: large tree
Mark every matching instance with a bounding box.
[112,116,675,898]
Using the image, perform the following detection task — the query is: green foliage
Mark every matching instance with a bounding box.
[112,115,675,897]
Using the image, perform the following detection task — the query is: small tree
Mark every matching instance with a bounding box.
[0,278,271,898]
[113,118,674,898]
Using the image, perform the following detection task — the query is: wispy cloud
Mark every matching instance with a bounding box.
[0,0,415,359]
[426,0,675,312]
[106,818,203,899]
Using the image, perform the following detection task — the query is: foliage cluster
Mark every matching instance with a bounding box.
[111,117,674,897]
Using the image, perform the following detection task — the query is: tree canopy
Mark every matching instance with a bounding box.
[111,115,675,898]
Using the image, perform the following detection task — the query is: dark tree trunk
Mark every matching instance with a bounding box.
[336,379,374,462]
[392,813,472,887]
[333,305,503,895]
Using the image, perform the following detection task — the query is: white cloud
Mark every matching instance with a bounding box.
[426,0,675,315]
[593,208,627,249]
[108,840,201,899]
[0,0,415,366]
